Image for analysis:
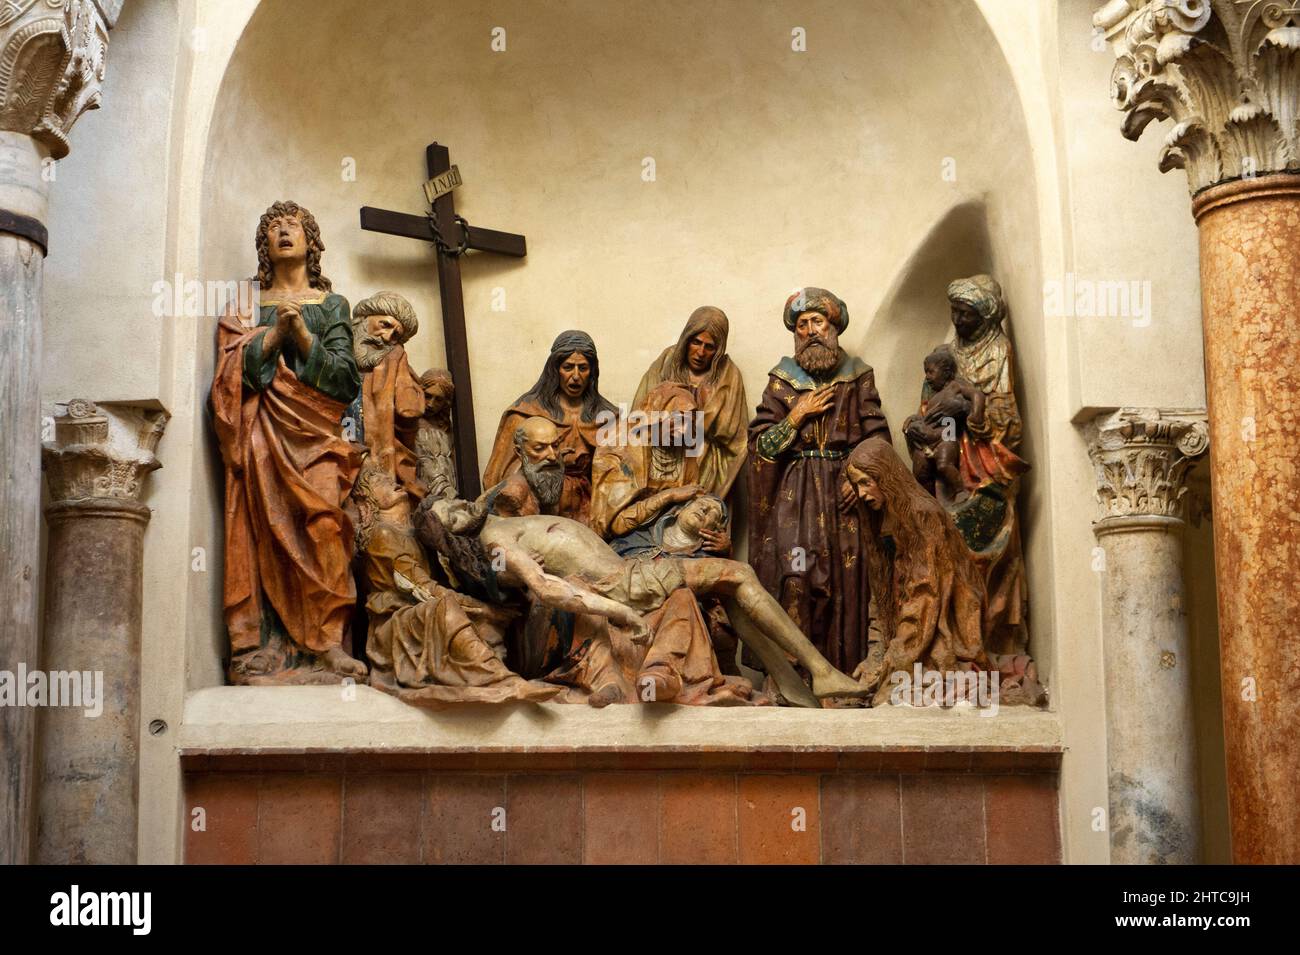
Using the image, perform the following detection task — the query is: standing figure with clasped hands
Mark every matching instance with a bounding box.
[211,200,366,685]
[746,288,891,677]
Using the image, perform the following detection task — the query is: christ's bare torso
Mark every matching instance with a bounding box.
[465,506,868,703]
[480,513,626,584]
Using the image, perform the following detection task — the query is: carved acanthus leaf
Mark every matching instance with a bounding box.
[0,0,119,158]
[42,399,169,504]
[1098,0,1300,192]
[1087,407,1209,519]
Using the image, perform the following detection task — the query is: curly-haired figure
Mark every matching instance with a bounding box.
[902,344,986,507]
[211,200,364,685]
[352,461,558,706]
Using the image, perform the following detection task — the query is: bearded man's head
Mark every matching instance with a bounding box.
[352,291,418,370]
[794,321,842,376]
[513,418,565,509]
[785,287,848,377]
[520,454,564,509]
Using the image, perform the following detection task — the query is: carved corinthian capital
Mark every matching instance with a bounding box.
[1087,407,1210,520]
[0,0,122,158]
[42,399,168,507]
[1096,0,1300,192]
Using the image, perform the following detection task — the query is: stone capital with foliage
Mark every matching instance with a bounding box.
[0,0,122,157]
[1096,0,1300,192]
[1087,406,1209,520]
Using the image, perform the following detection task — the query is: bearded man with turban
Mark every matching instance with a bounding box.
[632,306,749,499]
[483,330,617,524]
[746,287,891,674]
[944,274,1031,657]
[350,290,426,503]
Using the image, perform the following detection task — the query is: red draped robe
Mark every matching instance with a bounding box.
[212,303,361,657]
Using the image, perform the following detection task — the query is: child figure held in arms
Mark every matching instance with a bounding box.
[902,344,984,507]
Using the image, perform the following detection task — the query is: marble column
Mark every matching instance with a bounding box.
[37,400,166,864]
[1097,0,1300,862]
[1088,408,1208,864]
[0,0,122,865]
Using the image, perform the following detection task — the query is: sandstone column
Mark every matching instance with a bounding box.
[1097,0,1300,862]
[37,399,166,864]
[1088,408,1208,864]
[0,0,122,865]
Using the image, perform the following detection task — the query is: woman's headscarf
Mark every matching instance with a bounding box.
[947,275,1006,331]
[661,306,730,387]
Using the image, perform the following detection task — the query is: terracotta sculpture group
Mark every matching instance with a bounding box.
[211,200,1044,708]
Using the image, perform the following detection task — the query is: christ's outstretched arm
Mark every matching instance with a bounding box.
[498,544,652,645]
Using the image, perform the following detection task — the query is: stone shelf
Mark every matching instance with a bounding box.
[180,685,1063,768]
[180,686,1065,863]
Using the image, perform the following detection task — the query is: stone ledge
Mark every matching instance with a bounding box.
[180,686,1063,769]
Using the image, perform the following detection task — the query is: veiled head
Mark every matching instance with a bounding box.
[675,494,727,536]
[947,274,1005,340]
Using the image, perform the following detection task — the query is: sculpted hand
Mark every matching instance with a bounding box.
[838,478,857,513]
[275,300,300,329]
[394,570,437,604]
[698,527,731,555]
[668,484,704,504]
[788,385,836,427]
[650,483,702,512]
[627,616,653,647]
[275,301,313,354]
[851,657,884,691]
[903,418,930,444]
[260,303,287,351]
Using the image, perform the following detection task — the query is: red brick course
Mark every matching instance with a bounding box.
[184,753,1061,865]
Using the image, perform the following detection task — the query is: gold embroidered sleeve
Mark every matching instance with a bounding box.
[757,418,798,461]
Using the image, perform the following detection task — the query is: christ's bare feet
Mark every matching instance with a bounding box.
[811,668,873,699]
[322,646,367,678]
[234,645,281,676]
[637,666,682,704]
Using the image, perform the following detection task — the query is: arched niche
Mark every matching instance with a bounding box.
[862,199,997,452]
[188,0,1051,692]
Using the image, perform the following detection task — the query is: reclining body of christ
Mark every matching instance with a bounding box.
[418,498,870,707]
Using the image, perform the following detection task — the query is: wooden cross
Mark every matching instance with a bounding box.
[360,142,526,499]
